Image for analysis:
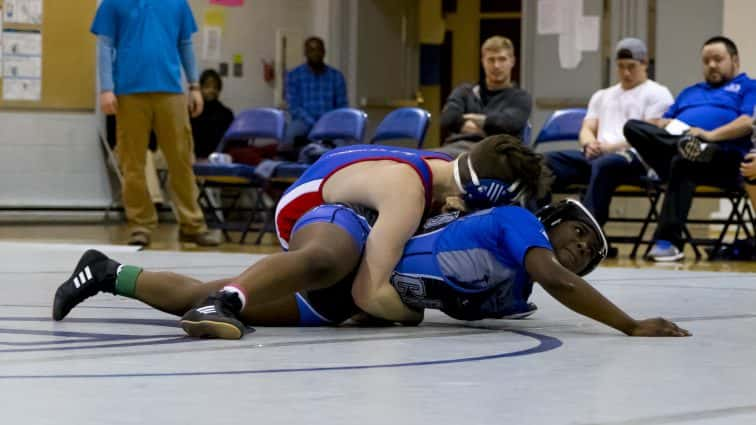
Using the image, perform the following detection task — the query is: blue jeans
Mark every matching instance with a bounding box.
[546,150,645,226]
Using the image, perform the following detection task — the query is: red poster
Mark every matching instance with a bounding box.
[210,0,243,6]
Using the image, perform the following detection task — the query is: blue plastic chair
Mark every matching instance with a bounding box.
[193,108,286,244]
[216,107,286,152]
[194,108,285,181]
[308,108,368,143]
[370,107,431,148]
[533,108,587,146]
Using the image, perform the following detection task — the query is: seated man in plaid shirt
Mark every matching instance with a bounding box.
[282,36,348,158]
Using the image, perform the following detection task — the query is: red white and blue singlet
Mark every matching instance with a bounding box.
[274,144,452,249]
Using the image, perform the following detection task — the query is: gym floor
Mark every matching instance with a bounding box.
[0,224,754,425]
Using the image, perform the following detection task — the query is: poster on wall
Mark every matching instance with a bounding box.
[536,0,600,69]
[202,26,222,61]
[210,0,243,6]
[3,0,43,25]
[0,9,4,69]
[3,78,40,100]
[2,29,42,100]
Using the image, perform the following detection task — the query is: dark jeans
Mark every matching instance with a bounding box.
[623,119,744,248]
[545,149,645,226]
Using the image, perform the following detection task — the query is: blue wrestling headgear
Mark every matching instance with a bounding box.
[536,199,608,276]
[453,155,526,208]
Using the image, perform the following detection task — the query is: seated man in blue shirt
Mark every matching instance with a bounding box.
[53,201,688,339]
[282,36,348,158]
[623,36,756,261]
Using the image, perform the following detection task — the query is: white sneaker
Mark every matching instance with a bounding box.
[646,240,684,262]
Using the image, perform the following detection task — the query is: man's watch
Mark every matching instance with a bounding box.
[189,83,200,91]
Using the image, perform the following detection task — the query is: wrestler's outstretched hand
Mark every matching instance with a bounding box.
[629,317,690,337]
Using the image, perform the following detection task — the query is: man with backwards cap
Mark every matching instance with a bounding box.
[53,198,689,339]
[545,38,674,238]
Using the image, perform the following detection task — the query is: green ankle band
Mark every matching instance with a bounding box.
[115,265,142,298]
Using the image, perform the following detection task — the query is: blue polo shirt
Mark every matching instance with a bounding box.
[664,73,755,153]
[91,0,197,95]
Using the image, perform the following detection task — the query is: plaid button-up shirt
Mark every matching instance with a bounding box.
[285,64,348,125]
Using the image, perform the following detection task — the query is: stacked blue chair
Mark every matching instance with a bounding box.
[273,107,369,180]
[193,107,285,243]
[370,107,430,148]
[532,108,587,196]
[309,107,368,143]
[533,108,586,145]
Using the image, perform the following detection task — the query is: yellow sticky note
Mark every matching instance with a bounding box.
[233,54,243,64]
[204,8,226,29]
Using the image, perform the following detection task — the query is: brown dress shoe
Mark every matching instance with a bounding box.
[179,230,222,247]
[128,231,150,246]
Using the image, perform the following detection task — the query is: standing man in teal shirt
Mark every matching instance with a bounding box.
[92,0,220,247]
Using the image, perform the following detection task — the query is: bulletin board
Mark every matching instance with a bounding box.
[0,0,96,111]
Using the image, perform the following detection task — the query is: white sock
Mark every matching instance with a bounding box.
[221,285,247,309]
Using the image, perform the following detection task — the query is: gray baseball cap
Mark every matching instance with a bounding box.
[616,38,648,62]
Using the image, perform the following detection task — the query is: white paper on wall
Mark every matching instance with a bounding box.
[201,26,223,61]
[539,0,600,69]
[3,0,43,25]
[577,16,600,52]
[537,0,564,35]
[2,30,42,100]
[4,56,41,78]
[3,30,42,56]
[0,10,4,69]
[3,77,40,100]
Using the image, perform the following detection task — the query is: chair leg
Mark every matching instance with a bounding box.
[197,183,232,242]
[681,224,702,260]
[254,205,276,245]
[240,188,265,244]
[631,191,660,259]
[709,198,740,259]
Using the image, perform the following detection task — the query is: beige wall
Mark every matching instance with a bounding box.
[723,0,756,76]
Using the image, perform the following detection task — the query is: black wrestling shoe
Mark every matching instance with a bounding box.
[180,291,247,339]
[52,249,120,321]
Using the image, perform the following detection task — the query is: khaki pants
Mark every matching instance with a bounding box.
[116,93,206,235]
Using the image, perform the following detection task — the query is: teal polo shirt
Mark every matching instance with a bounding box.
[91,0,197,95]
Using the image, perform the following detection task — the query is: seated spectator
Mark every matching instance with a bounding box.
[281,36,348,159]
[545,38,674,232]
[437,36,531,156]
[623,36,756,261]
[191,69,234,159]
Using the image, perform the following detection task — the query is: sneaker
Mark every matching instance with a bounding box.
[179,230,222,247]
[52,250,120,321]
[500,303,538,320]
[180,291,247,339]
[677,135,720,163]
[128,231,150,247]
[646,240,685,262]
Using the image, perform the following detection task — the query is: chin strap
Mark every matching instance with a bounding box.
[452,156,467,194]
[466,155,481,185]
